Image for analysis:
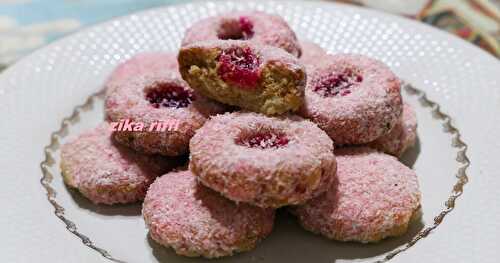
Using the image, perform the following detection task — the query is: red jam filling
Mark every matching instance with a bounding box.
[237,132,289,149]
[313,69,363,97]
[145,83,194,108]
[238,16,254,39]
[217,16,254,40]
[217,46,261,88]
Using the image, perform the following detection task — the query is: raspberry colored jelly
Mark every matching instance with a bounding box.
[237,132,289,149]
[217,16,254,40]
[313,70,363,97]
[217,46,261,88]
[238,16,254,39]
[145,83,194,108]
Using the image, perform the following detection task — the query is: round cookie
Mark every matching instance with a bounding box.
[178,40,306,115]
[292,147,421,243]
[182,11,301,57]
[189,112,337,208]
[60,123,182,205]
[143,170,275,258]
[369,103,418,157]
[105,52,227,156]
[299,54,403,145]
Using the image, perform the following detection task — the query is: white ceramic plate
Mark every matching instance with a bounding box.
[1,1,499,262]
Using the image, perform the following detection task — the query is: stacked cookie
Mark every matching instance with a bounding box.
[61,10,421,258]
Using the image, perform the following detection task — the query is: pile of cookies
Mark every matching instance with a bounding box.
[61,10,421,258]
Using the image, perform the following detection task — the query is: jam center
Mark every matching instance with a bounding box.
[217,16,254,40]
[237,132,289,149]
[145,83,194,108]
[313,69,363,97]
[217,46,260,88]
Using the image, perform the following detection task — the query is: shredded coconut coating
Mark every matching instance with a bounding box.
[178,40,306,115]
[299,40,328,70]
[182,10,301,57]
[105,52,227,156]
[299,54,403,145]
[292,147,421,243]
[189,112,337,208]
[142,170,275,258]
[368,103,417,157]
[104,52,180,95]
[60,123,183,205]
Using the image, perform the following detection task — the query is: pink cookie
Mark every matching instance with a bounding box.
[299,40,328,69]
[60,123,182,205]
[292,147,421,243]
[299,54,403,145]
[369,103,418,157]
[105,52,179,95]
[182,11,301,57]
[189,112,336,208]
[105,52,227,156]
[178,40,306,115]
[143,170,275,258]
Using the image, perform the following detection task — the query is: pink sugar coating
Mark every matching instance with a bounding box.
[299,40,328,70]
[292,147,421,243]
[105,52,180,95]
[369,103,418,157]
[182,10,301,57]
[105,52,227,156]
[182,39,305,76]
[299,53,403,145]
[189,112,336,208]
[142,170,275,258]
[60,123,182,205]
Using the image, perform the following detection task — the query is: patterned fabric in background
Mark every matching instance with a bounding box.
[0,0,498,71]
[347,0,500,57]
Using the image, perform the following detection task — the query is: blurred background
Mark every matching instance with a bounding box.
[1,0,499,72]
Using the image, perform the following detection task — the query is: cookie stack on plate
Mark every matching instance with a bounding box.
[61,10,421,258]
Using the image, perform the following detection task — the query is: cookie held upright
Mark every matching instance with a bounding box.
[178,40,306,115]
